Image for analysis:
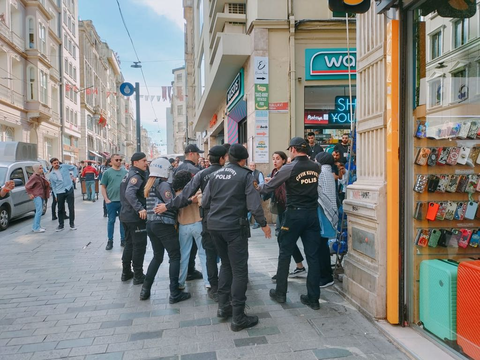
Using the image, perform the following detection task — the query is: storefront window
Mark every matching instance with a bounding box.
[407,6,480,359]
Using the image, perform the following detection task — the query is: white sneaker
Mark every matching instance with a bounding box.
[33,228,46,233]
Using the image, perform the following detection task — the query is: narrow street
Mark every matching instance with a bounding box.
[0,190,408,360]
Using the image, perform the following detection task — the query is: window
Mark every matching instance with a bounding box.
[39,70,47,103]
[64,34,67,49]
[428,78,443,108]
[28,18,35,49]
[66,107,70,122]
[74,112,78,126]
[72,22,75,37]
[198,0,203,32]
[25,166,34,179]
[64,58,68,73]
[63,135,71,146]
[10,168,25,186]
[177,105,183,115]
[198,51,205,97]
[28,67,35,100]
[63,9,67,24]
[176,73,183,82]
[69,62,72,77]
[87,115,93,130]
[451,69,468,102]
[227,3,246,14]
[38,23,46,54]
[453,19,467,48]
[72,45,76,59]
[67,16,71,31]
[431,31,442,60]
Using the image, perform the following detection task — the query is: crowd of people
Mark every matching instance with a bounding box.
[1,133,353,332]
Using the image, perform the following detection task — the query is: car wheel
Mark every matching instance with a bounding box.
[0,205,10,231]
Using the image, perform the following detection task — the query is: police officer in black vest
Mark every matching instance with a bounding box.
[259,137,323,310]
[119,152,148,285]
[203,144,271,332]
[155,145,228,302]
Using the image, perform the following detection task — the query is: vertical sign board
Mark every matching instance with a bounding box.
[254,57,269,163]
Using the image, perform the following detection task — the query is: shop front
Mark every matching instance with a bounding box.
[400,1,480,358]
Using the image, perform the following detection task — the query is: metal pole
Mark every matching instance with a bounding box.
[135,82,141,152]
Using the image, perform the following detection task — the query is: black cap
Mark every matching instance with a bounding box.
[184,144,204,154]
[287,137,307,150]
[208,145,227,157]
[229,144,249,160]
[315,152,334,166]
[131,152,146,162]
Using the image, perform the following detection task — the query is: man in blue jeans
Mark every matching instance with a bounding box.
[49,158,78,231]
[101,154,128,250]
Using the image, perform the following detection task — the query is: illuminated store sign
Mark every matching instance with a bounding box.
[305,48,356,80]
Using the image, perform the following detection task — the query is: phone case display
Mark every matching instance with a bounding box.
[412,116,480,352]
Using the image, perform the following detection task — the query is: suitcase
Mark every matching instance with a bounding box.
[419,259,458,341]
[457,260,480,359]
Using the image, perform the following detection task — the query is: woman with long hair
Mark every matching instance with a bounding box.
[25,164,50,233]
[140,158,191,303]
[267,151,306,281]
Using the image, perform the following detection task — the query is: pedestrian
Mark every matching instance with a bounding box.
[155,145,229,302]
[81,162,99,202]
[0,180,14,199]
[265,151,306,281]
[258,137,322,310]
[315,152,339,288]
[101,154,128,250]
[25,164,50,233]
[119,152,148,284]
[139,158,191,303]
[202,144,271,331]
[49,158,78,231]
[247,161,265,229]
[333,133,350,162]
[306,132,323,160]
[102,158,112,217]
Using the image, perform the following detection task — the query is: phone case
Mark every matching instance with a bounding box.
[446,175,460,193]
[456,175,469,193]
[426,202,440,221]
[454,202,467,220]
[468,147,480,164]
[415,147,431,166]
[448,123,462,138]
[427,148,438,166]
[437,147,450,165]
[464,201,478,220]
[469,230,480,247]
[414,202,425,220]
[428,175,440,192]
[417,229,430,247]
[439,230,450,247]
[437,175,450,192]
[449,229,461,247]
[476,178,480,192]
[466,174,478,193]
[457,146,471,165]
[446,147,460,165]
[436,202,447,220]
[415,123,427,138]
[457,121,471,139]
[414,175,429,193]
[467,121,479,139]
[428,229,442,247]
[458,229,473,248]
[445,201,458,220]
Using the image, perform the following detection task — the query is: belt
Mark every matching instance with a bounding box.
[287,206,317,211]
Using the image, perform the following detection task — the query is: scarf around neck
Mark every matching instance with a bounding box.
[317,164,338,229]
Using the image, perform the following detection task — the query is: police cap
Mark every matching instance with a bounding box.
[185,144,204,154]
[229,144,249,160]
[131,152,147,163]
[287,137,307,150]
[208,145,227,157]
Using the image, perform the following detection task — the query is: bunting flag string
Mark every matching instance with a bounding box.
[69,83,177,102]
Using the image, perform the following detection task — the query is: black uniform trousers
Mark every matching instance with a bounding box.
[57,188,75,228]
[276,208,322,301]
[122,221,148,276]
[201,213,219,289]
[145,222,181,295]
[210,228,249,320]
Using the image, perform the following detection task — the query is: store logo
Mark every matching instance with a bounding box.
[305,49,356,80]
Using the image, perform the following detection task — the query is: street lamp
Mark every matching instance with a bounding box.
[130,62,142,152]
[131,61,142,68]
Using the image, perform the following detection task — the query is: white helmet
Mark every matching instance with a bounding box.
[149,158,171,178]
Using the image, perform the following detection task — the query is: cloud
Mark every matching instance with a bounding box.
[137,0,184,30]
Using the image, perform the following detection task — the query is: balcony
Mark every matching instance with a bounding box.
[0,21,25,51]
[194,32,250,132]
[209,12,246,50]
[209,0,228,18]
[0,84,25,109]
[26,101,54,122]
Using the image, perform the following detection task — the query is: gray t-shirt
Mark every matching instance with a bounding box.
[101,167,128,202]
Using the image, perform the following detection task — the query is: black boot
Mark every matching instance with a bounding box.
[231,305,258,332]
[217,304,232,318]
[140,279,153,300]
[133,273,145,285]
[121,264,134,282]
[169,291,191,304]
[208,286,218,302]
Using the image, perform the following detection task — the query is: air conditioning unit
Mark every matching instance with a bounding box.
[0,141,38,162]
[224,3,246,14]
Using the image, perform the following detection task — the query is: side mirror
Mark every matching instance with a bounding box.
[13,178,24,187]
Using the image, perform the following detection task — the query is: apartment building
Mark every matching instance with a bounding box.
[171,66,186,153]
[166,106,174,154]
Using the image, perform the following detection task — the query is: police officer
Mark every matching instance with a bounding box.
[155,145,228,301]
[119,152,148,285]
[175,143,204,281]
[203,144,271,332]
[258,137,323,310]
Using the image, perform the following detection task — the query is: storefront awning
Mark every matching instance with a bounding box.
[89,150,103,158]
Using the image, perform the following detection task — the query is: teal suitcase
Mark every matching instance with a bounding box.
[419,259,458,341]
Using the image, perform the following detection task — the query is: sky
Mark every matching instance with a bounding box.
[78,0,185,154]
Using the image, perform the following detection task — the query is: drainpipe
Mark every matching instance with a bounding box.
[288,0,295,138]
[58,15,65,162]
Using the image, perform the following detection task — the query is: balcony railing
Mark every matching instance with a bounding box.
[0,20,24,51]
[0,84,25,108]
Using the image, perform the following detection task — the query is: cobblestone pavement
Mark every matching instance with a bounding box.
[0,191,409,360]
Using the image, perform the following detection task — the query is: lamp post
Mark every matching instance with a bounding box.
[135,82,141,152]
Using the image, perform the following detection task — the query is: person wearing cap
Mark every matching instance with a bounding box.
[119,152,149,285]
[173,143,205,282]
[155,145,228,301]
[258,137,322,310]
[202,144,271,332]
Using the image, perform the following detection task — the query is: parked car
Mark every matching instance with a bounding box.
[0,160,47,231]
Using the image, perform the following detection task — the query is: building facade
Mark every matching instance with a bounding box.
[165,106,174,154]
[171,66,186,153]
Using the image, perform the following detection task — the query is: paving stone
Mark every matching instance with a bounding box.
[7,335,47,346]
[129,330,163,341]
[247,326,280,337]
[0,329,35,339]
[95,303,125,311]
[181,351,217,360]
[234,336,268,347]
[30,348,72,360]
[68,344,108,356]
[100,319,133,329]
[313,348,353,359]
[150,308,180,317]
[56,337,94,349]
[85,353,124,360]
[179,318,212,328]
[119,311,151,320]
[18,341,58,353]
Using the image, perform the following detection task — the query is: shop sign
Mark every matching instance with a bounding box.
[254,57,269,84]
[328,96,356,124]
[305,48,356,80]
[269,102,289,112]
[209,114,217,128]
[254,84,269,110]
[304,110,329,125]
[254,136,269,163]
[226,69,244,112]
[255,110,269,137]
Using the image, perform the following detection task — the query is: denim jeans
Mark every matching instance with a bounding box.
[86,180,95,200]
[178,221,208,287]
[106,201,125,241]
[32,197,43,231]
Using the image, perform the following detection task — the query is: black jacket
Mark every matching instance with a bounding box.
[119,167,147,223]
